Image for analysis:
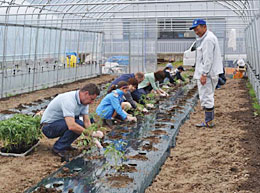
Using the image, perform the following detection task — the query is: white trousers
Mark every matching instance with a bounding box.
[197,76,218,109]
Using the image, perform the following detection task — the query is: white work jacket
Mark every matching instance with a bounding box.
[193,30,223,79]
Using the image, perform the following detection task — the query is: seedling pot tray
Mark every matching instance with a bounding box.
[0,140,40,157]
[26,81,199,193]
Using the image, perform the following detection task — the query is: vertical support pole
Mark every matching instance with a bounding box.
[128,30,131,73]
[222,21,227,67]
[76,31,81,80]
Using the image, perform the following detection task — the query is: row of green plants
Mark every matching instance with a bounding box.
[0,114,42,152]
[247,81,260,116]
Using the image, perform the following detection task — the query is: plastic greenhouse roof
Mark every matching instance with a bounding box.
[0,0,259,31]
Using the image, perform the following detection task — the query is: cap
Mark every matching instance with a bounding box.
[166,63,173,69]
[177,66,185,71]
[189,19,206,30]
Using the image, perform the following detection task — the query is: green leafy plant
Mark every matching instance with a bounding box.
[0,114,42,151]
[103,83,111,93]
[247,81,260,116]
[141,93,156,105]
[77,113,107,154]
[103,141,127,171]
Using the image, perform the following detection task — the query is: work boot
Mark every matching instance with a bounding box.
[195,121,215,128]
[66,145,78,151]
[196,108,215,128]
[52,148,70,162]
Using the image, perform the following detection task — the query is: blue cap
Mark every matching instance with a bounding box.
[166,63,173,69]
[189,19,206,30]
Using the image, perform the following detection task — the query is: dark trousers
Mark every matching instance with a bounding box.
[131,85,152,104]
[42,118,84,151]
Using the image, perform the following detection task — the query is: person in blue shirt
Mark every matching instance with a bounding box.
[96,81,137,127]
[40,83,103,158]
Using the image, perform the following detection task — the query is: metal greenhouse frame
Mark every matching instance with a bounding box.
[0,0,259,102]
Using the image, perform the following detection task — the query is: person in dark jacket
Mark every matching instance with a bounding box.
[172,66,185,82]
[108,72,144,91]
[124,78,139,109]
[216,68,226,89]
[163,63,176,84]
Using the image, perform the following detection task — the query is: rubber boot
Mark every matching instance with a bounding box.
[196,108,215,128]
[204,109,215,128]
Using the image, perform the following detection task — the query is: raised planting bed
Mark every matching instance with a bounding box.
[0,114,42,157]
[26,81,199,193]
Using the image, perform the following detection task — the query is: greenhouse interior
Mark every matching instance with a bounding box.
[0,0,260,193]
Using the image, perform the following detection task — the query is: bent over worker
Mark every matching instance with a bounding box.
[96,81,137,126]
[190,18,223,127]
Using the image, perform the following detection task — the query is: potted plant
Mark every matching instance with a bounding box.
[0,114,42,156]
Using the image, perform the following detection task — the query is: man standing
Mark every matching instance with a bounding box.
[41,83,103,158]
[190,19,223,127]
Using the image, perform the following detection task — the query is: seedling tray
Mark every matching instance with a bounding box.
[0,140,40,157]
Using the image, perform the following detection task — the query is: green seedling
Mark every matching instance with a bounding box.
[0,114,42,151]
[103,141,127,172]
[77,113,107,154]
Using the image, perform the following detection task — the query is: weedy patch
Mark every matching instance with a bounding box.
[247,81,260,116]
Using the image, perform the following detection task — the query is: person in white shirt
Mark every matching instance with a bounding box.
[190,18,223,128]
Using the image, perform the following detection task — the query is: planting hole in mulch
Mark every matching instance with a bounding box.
[0,110,15,114]
[156,113,171,119]
[141,142,158,152]
[142,136,161,144]
[116,164,137,173]
[32,185,62,193]
[113,129,130,134]
[16,104,26,110]
[127,154,148,161]
[85,155,104,160]
[107,175,133,188]
[154,123,168,128]
[55,167,79,178]
[33,99,43,103]
[150,130,168,135]
[108,134,126,140]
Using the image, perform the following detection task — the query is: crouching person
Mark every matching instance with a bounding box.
[40,83,103,158]
[96,81,137,127]
[132,70,169,104]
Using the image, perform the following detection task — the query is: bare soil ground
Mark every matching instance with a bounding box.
[0,76,260,193]
[146,78,260,193]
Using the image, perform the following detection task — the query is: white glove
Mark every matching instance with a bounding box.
[93,138,103,149]
[160,92,166,97]
[146,103,154,109]
[122,102,132,110]
[165,92,169,97]
[92,131,104,138]
[142,108,149,113]
[127,116,137,122]
[162,85,169,89]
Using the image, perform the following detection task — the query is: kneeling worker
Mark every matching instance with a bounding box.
[40,83,103,158]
